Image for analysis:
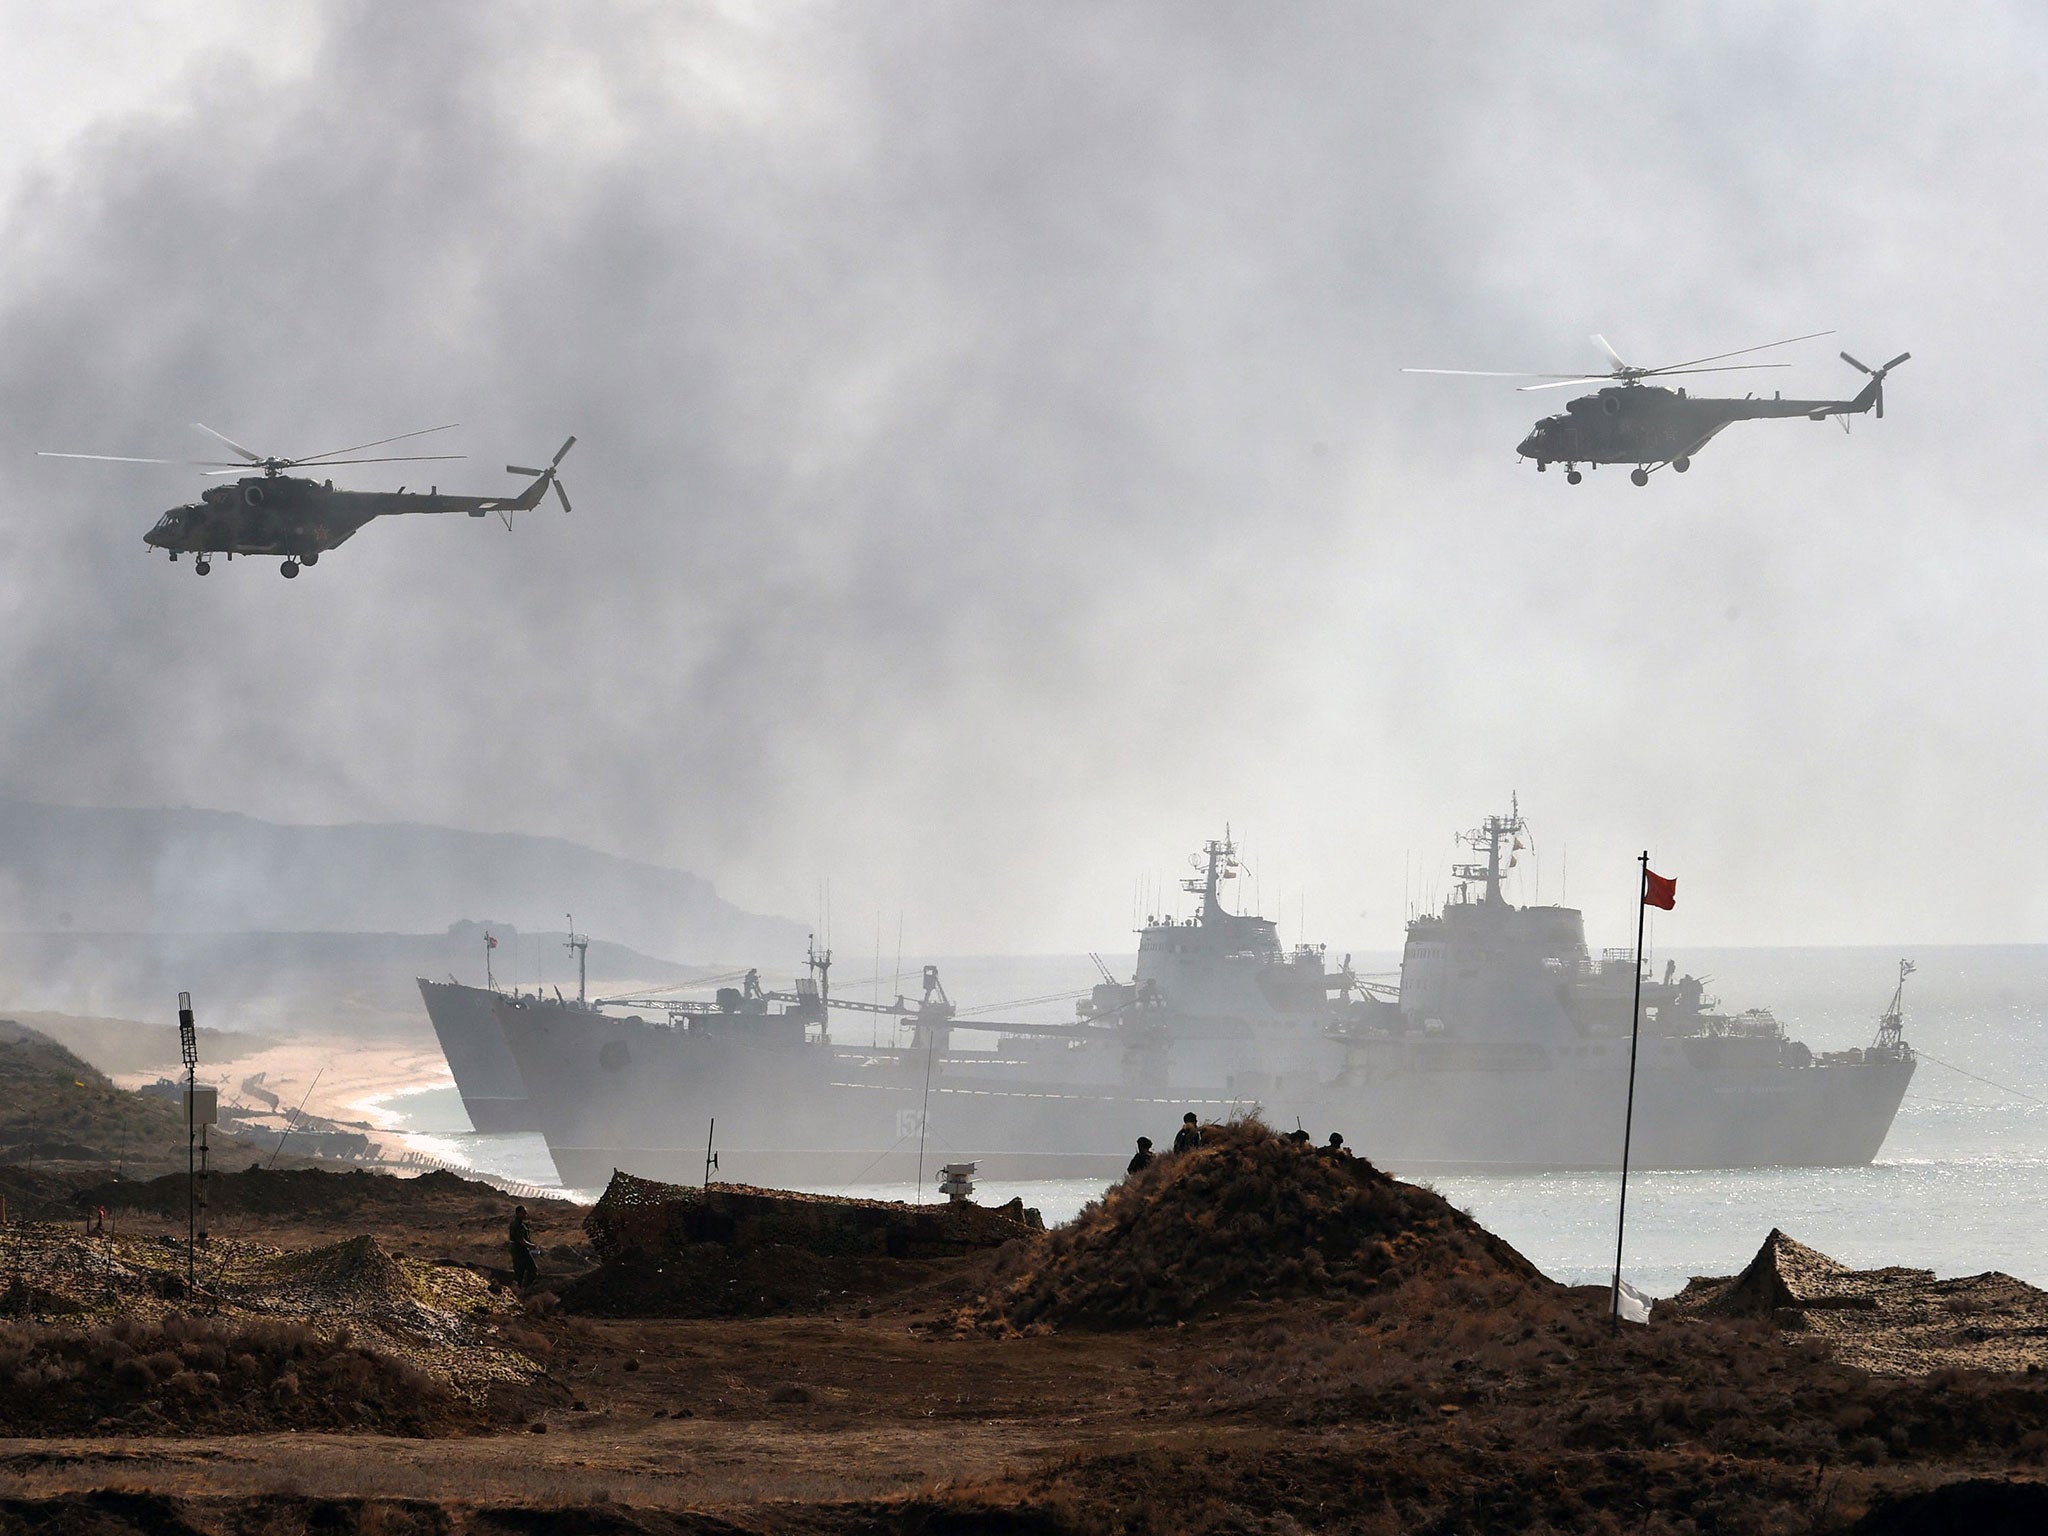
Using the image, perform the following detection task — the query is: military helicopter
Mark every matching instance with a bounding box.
[1405,331,1909,484]
[40,423,575,575]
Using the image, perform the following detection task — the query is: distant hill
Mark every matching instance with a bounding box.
[0,923,736,1042]
[1,1010,269,1077]
[0,799,803,964]
[0,1018,191,1169]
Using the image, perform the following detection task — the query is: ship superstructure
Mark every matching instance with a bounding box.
[1329,806,1916,1167]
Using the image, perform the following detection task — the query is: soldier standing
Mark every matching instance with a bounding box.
[509,1205,540,1288]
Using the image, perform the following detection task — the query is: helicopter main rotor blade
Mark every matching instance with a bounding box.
[291,453,467,467]
[290,423,461,465]
[38,452,248,466]
[1651,330,1834,375]
[1592,334,1630,371]
[1637,362,1793,377]
[1402,368,1608,379]
[1517,377,1619,392]
[190,422,266,462]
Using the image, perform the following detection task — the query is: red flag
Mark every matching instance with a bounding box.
[1643,868,1676,911]
[486,933,499,950]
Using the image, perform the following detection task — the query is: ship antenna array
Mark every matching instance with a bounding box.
[1452,798,1528,904]
[1183,829,1241,913]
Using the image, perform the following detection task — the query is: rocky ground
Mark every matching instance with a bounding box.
[0,1123,2046,1532]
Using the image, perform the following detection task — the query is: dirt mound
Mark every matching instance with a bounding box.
[1672,1229,2048,1375]
[78,1163,556,1220]
[0,1312,498,1437]
[972,1118,1545,1331]
[0,1224,543,1404]
[0,1163,101,1223]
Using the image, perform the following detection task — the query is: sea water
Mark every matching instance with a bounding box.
[377,945,2048,1295]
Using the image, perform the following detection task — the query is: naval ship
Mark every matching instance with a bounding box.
[469,814,1916,1187]
[1322,807,1915,1169]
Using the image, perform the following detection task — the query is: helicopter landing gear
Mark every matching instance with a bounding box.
[300,551,318,566]
[1672,456,1690,473]
[281,559,300,578]
[1565,469,1583,485]
[194,557,211,575]
[1631,467,1650,486]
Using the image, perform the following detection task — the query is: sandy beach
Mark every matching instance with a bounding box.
[109,1034,451,1137]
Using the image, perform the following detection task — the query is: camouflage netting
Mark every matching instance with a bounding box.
[970,1118,1546,1332]
[1670,1229,2048,1376]
[0,1226,536,1396]
[584,1171,1041,1265]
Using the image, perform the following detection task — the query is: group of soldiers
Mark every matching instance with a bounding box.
[1126,1110,1207,1173]
[1127,1116,1350,1175]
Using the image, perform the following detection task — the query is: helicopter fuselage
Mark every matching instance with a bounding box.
[1516,380,1878,472]
[141,475,506,559]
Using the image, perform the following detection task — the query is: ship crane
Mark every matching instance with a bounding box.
[1872,959,1915,1054]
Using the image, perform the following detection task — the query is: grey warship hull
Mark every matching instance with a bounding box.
[497,822,1916,1189]
[417,978,537,1133]
[496,990,1914,1190]
[1330,1034,1913,1171]
[492,990,1222,1188]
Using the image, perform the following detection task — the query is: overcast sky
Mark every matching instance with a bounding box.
[0,2,2038,956]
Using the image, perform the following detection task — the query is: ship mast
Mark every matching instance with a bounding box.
[1452,795,1527,906]
[1182,828,1241,921]
[807,933,833,1013]
[563,915,589,1007]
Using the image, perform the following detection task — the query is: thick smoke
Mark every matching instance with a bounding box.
[0,3,2041,955]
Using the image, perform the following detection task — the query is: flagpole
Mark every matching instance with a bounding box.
[1612,850,1648,1331]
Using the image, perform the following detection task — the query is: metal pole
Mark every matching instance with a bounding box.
[703,1118,715,1190]
[178,992,196,1301]
[1611,853,1648,1330]
[915,1041,935,1203]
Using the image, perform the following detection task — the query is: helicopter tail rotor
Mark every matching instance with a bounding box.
[1840,350,1910,419]
[500,435,576,527]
